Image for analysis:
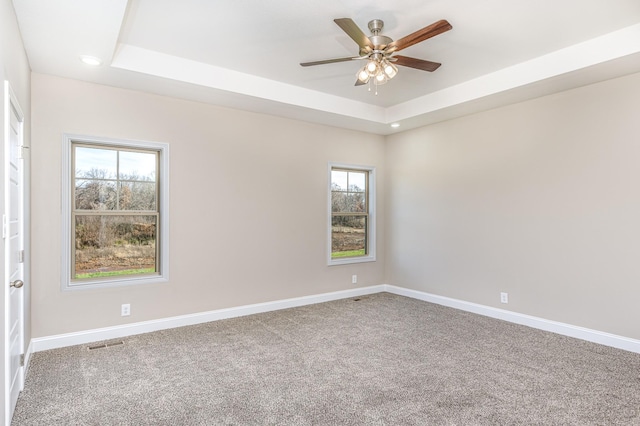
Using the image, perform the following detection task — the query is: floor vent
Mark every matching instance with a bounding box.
[88,341,124,350]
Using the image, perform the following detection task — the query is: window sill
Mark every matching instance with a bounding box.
[65,274,168,291]
[328,255,376,266]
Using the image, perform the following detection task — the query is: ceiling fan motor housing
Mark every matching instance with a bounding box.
[368,19,393,50]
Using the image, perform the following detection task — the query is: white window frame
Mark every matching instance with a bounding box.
[328,162,376,266]
[61,134,169,290]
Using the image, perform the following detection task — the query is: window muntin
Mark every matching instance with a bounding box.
[72,144,159,281]
[62,134,169,290]
[329,165,375,264]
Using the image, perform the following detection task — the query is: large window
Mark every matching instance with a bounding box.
[62,135,169,289]
[329,164,376,265]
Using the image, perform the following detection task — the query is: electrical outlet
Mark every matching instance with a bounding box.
[352,274,358,284]
[121,304,131,316]
[500,292,509,304]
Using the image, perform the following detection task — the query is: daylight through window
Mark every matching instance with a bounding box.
[330,167,371,261]
[72,143,159,281]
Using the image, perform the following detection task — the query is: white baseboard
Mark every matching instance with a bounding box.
[383,284,640,354]
[30,285,385,352]
[30,283,640,355]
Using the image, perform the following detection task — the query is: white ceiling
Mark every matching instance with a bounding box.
[12,0,640,135]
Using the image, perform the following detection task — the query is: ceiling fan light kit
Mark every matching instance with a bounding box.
[301,17,452,95]
[356,55,398,87]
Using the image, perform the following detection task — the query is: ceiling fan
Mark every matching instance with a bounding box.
[300,18,452,92]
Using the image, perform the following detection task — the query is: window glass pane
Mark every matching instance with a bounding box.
[119,150,156,181]
[332,191,366,213]
[331,191,347,213]
[119,181,157,210]
[75,179,117,210]
[331,170,348,191]
[74,215,157,279]
[348,191,366,212]
[348,171,366,192]
[331,215,367,258]
[75,146,117,179]
[329,165,374,264]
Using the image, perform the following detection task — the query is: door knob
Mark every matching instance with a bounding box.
[10,280,24,288]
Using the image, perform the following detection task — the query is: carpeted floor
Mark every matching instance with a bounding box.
[12,292,640,425]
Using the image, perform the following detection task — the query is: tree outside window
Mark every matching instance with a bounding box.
[72,144,159,280]
[331,168,369,259]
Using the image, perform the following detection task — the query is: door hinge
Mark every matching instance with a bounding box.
[18,250,25,263]
[18,145,29,159]
[20,354,25,367]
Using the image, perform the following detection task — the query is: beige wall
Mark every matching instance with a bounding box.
[29,67,640,343]
[386,71,640,340]
[1,0,31,417]
[30,73,385,337]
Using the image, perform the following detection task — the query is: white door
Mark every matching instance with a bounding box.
[4,82,25,423]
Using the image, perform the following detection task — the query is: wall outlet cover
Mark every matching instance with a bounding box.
[121,304,131,316]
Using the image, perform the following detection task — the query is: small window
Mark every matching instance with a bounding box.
[62,135,169,289]
[329,163,376,265]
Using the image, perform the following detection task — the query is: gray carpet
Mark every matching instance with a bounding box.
[12,292,640,425]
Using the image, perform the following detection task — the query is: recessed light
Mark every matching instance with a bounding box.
[390,123,400,128]
[80,55,102,66]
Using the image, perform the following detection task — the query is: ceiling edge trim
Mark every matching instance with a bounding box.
[386,23,640,123]
[111,44,386,122]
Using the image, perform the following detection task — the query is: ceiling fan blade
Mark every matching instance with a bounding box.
[334,18,374,50]
[387,19,452,53]
[394,55,442,72]
[300,57,362,67]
